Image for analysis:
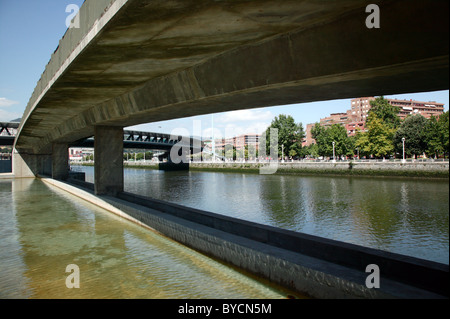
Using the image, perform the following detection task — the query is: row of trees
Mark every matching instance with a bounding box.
[353,97,448,159]
[264,114,306,158]
[264,97,449,160]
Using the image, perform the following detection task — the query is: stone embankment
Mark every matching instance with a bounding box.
[81,160,449,178]
[189,161,449,178]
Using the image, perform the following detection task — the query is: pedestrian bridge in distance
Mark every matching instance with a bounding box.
[2,121,203,152]
[12,0,449,193]
[0,122,19,146]
[71,130,204,152]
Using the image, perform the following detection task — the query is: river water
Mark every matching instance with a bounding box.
[2,168,447,298]
[0,178,294,299]
[80,166,449,265]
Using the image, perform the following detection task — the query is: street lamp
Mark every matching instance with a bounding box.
[332,141,336,163]
[281,144,285,163]
[402,137,406,163]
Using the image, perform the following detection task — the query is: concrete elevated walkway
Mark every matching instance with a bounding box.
[11,0,449,195]
[15,0,449,156]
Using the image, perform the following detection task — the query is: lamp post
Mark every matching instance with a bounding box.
[332,142,336,163]
[281,144,285,163]
[402,137,406,163]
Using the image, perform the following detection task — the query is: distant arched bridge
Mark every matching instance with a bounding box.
[2,122,203,153]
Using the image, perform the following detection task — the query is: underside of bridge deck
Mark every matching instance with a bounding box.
[12,0,449,193]
[14,0,448,156]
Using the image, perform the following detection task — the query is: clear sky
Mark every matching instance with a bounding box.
[1,0,448,138]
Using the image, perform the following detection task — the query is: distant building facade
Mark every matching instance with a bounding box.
[304,96,445,146]
[205,133,261,154]
[350,97,444,121]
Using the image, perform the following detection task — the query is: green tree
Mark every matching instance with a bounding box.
[369,96,401,129]
[439,111,449,157]
[311,123,354,158]
[303,143,320,158]
[328,124,354,158]
[247,144,258,159]
[224,144,236,160]
[425,111,450,159]
[355,112,396,159]
[265,114,305,158]
[393,115,428,159]
[311,123,330,157]
[424,116,443,158]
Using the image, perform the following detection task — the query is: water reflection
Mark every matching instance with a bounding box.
[0,179,32,298]
[78,167,449,264]
[1,178,292,299]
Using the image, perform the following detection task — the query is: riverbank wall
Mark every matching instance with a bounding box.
[117,161,449,178]
[41,176,448,299]
[191,161,449,178]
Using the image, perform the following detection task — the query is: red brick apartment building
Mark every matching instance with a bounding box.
[304,97,445,146]
[351,97,444,121]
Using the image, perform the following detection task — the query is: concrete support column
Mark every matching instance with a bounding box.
[94,126,124,196]
[52,143,69,180]
[13,151,38,178]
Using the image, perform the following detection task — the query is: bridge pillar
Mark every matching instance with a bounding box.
[52,143,69,180]
[13,151,38,178]
[94,126,124,196]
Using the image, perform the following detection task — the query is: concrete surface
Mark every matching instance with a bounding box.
[94,126,124,196]
[0,172,14,179]
[52,143,69,180]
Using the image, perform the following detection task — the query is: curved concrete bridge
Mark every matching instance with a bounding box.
[13,0,449,194]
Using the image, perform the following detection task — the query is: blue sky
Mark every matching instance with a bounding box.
[1,0,448,138]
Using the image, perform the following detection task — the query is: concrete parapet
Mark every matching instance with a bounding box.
[115,191,448,299]
[0,172,14,179]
